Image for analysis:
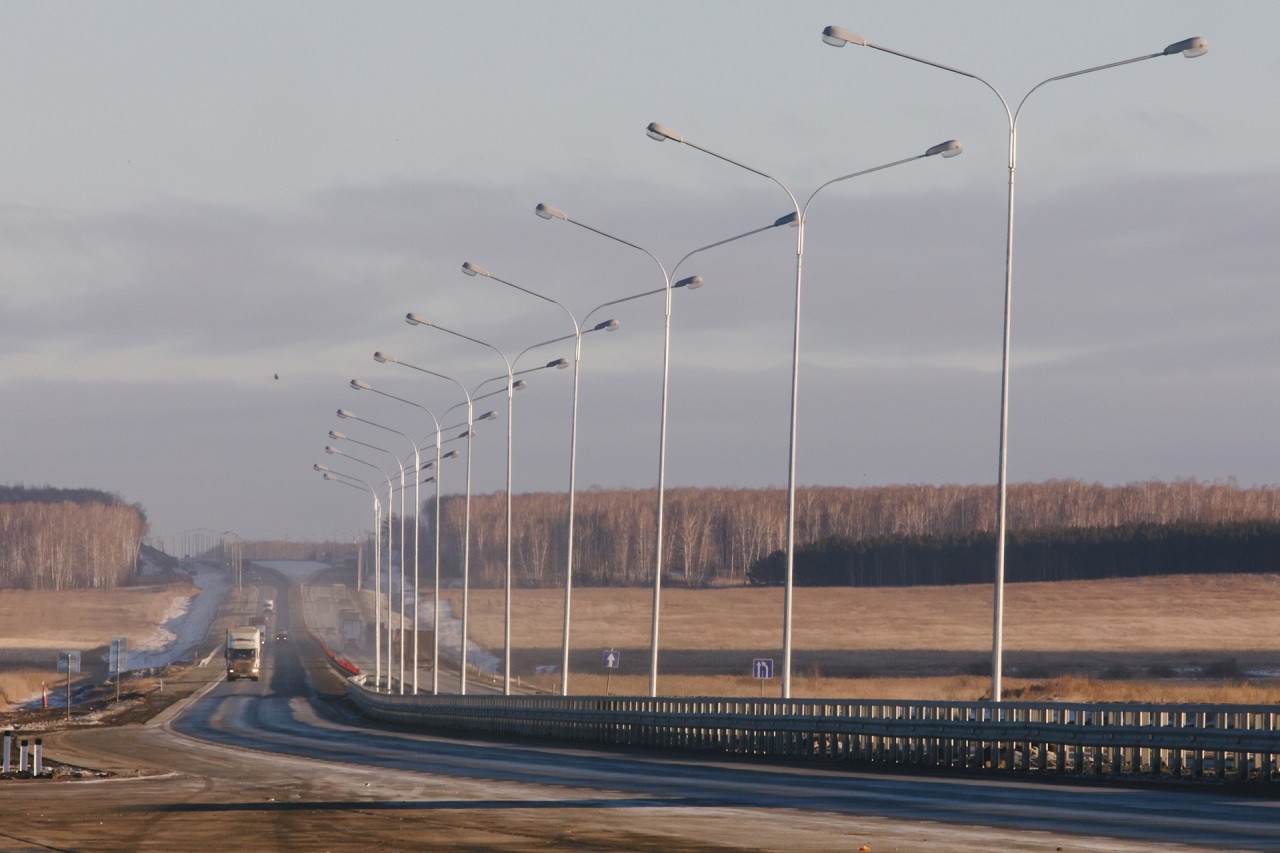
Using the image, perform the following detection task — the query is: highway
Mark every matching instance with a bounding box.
[8,580,1280,852]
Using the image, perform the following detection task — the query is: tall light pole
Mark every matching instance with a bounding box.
[373,351,495,695]
[349,379,441,695]
[820,25,1208,702]
[512,210,802,695]
[317,465,382,664]
[336,408,418,694]
[458,262,632,695]
[320,446,393,690]
[403,314,522,696]
[535,203,712,697]
[316,467,381,596]
[646,124,961,697]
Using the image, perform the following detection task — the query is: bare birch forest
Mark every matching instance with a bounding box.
[411,478,1280,589]
[0,487,147,590]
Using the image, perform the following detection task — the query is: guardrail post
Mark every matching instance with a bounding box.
[18,739,28,774]
[32,739,42,776]
[2,730,10,774]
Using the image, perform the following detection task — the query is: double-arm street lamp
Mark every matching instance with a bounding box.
[404,315,524,696]
[529,209,829,695]
[458,262,631,695]
[373,352,496,694]
[320,445,393,690]
[348,379,445,694]
[316,466,381,622]
[335,408,418,694]
[819,24,1207,702]
[316,466,382,601]
[646,123,961,697]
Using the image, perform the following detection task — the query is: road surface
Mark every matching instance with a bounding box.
[4,581,1278,852]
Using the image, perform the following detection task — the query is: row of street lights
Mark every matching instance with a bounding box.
[317,24,1206,703]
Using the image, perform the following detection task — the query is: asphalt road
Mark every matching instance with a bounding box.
[4,581,1279,852]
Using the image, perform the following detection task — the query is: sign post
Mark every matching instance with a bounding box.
[752,658,774,697]
[109,637,128,702]
[602,649,620,695]
[57,650,81,721]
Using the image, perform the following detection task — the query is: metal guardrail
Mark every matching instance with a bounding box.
[346,678,1280,784]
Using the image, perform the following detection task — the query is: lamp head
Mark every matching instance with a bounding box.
[478,410,498,421]
[328,430,346,440]
[645,122,682,143]
[461,261,489,278]
[821,25,866,48]
[594,319,619,332]
[675,275,703,290]
[324,445,342,455]
[925,139,963,158]
[313,463,329,472]
[350,379,371,391]
[322,473,336,481]
[337,408,356,420]
[1164,36,1208,58]
[405,313,429,327]
[373,351,395,364]
[442,450,460,460]
[774,211,799,228]
[548,357,570,369]
[535,202,566,221]
[512,379,528,391]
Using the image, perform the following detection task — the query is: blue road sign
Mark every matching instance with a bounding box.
[752,658,773,679]
[603,649,620,669]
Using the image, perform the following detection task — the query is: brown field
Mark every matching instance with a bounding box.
[0,580,199,710]
[445,573,1280,701]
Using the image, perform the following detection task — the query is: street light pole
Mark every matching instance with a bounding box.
[327,431,405,690]
[534,203,698,697]
[647,122,961,698]
[458,263,628,696]
[349,379,441,695]
[317,466,382,666]
[336,408,418,694]
[528,212,822,696]
[374,352,493,695]
[319,447,394,690]
[404,314,520,696]
[820,24,1208,701]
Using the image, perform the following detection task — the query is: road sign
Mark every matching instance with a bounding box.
[752,658,773,680]
[109,638,128,675]
[57,650,81,674]
[602,649,620,670]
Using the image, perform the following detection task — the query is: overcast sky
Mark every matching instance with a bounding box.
[2,1,1275,551]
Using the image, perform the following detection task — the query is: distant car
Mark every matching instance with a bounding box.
[275,630,288,642]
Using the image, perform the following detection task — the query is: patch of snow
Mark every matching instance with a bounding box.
[127,562,229,670]
[418,596,499,674]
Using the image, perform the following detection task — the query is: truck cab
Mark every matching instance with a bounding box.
[225,626,262,681]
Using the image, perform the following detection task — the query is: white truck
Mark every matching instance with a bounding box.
[225,627,262,681]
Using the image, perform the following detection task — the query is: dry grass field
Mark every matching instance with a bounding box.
[0,580,198,710]
[444,573,1280,702]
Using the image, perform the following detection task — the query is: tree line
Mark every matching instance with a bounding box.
[401,478,1280,589]
[0,485,147,590]
[748,520,1280,587]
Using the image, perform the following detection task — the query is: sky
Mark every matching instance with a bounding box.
[2,1,1276,551]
